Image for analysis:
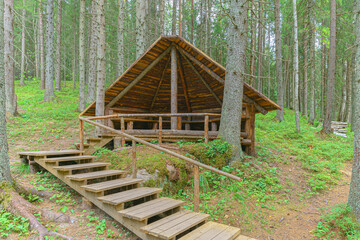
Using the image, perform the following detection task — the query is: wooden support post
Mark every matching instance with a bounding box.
[132,140,137,178]
[211,122,217,131]
[248,104,256,156]
[194,165,199,212]
[185,116,191,130]
[79,119,84,151]
[171,47,178,130]
[121,117,125,146]
[204,115,209,143]
[158,117,163,144]
[177,117,182,130]
[127,121,133,130]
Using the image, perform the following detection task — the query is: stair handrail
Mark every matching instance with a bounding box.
[79,116,241,212]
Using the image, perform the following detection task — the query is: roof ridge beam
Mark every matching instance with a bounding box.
[107,46,172,108]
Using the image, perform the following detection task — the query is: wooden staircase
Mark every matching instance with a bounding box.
[18,150,255,240]
[74,135,114,155]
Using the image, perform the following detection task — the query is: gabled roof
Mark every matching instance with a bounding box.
[81,35,281,116]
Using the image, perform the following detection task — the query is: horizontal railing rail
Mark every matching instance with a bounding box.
[79,116,241,212]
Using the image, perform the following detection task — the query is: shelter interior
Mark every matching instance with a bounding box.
[81,35,281,156]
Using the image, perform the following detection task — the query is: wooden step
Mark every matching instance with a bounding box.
[141,210,209,240]
[81,178,143,193]
[98,187,162,206]
[87,138,102,142]
[234,235,257,240]
[42,155,96,163]
[75,143,90,148]
[66,170,126,181]
[53,162,110,171]
[179,222,241,240]
[119,197,184,222]
[18,150,83,158]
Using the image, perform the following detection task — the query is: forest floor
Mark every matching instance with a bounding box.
[4,81,358,240]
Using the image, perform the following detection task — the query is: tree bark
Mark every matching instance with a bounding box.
[117,0,125,76]
[348,0,360,220]
[4,0,17,116]
[257,1,264,92]
[95,0,106,135]
[302,15,308,117]
[323,0,336,133]
[38,0,45,90]
[86,0,97,105]
[345,57,353,123]
[55,0,62,91]
[274,0,284,122]
[0,0,12,184]
[190,0,194,43]
[172,0,177,35]
[159,0,165,35]
[20,0,26,86]
[219,0,248,161]
[292,0,300,133]
[136,0,147,59]
[308,0,316,124]
[44,0,55,101]
[78,0,86,111]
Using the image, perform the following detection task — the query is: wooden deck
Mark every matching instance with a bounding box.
[18,150,255,240]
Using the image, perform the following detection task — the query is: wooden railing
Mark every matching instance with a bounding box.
[87,113,222,144]
[79,116,241,212]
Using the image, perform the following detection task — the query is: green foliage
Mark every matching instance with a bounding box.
[0,209,30,238]
[314,203,360,240]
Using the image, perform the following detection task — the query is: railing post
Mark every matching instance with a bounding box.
[204,115,209,143]
[79,119,84,152]
[121,117,125,146]
[194,165,200,212]
[177,116,182,130]
[132,140,137,178]
[158,116,163,145]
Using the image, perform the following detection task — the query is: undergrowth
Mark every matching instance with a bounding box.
[0,209,30,238]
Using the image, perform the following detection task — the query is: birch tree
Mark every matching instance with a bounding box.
[117,0,125,76]
[4,0,17,116]
[86,0,97,105]
[274,0,284,122]
[219,0,248,161]
[44,0,55,101]
[172,0,177,35]
[0,0,12,183]
[323,0,337,133]
[20,0,26,86]
[292,0,300,133]
[348,0,360,220]
[78,0,86,111]
[38,0,45,89]
[55,0,62,91]
[136,0,147,59]
[159,0,164,35]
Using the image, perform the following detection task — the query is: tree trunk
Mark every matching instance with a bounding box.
[78,0,86,111]
[117,0,125,76]
[0,0,12,184]
[95,0,106,135]
[86,0,97,105]
[55,0,62,91]
[171,0,177,35]
[274,0,284,122]
[257,1,263,92]
[136,0,147,59]
[38,0,45,90]
[44,0,55,101]
[308,0,316,124]
[190,0,194,43]
[348,0,360,220]
[323,0,336,133]
[302,17,308,117]
[20,0,26,86]
[159,0,165,35]
[4,0,17,116]
[219,0,248,161]
[345,57,353,123]
[292,0,300,133]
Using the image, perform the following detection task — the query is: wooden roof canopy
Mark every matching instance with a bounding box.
[81,35,281,116]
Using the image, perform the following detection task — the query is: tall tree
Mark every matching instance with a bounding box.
[348,0,360,220]
[78,0,86,111]
[86,0,97,105]
[0,0,12,183]
[117,0,125,76]
[172,0,177,35]
[274,0,284,122]
[159,0,165,35]
[4,0,17,116]
[292,0,300,133]
[323,0,336,133]
[219,0,248,161]
[20,0,26,86]
[190,0,194,43]
[136,0,147,58]
[308,0,316,124]
[44,0,55,101]
[55,0,62,91]
[38,0,45,90]
[95,0,106,134]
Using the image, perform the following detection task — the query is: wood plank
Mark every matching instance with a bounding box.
[98,187,162,205]
[41,155,96,163]
[179,222,241,240]
[171,46,178,130]
[53,162,110,171]
[18,150,83,157]
[150,57,171,111]
[66,170,126,181]
[120,197,183,221]
[81,178,143,193]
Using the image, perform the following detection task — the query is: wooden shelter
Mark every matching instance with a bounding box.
[81,35,281,155]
